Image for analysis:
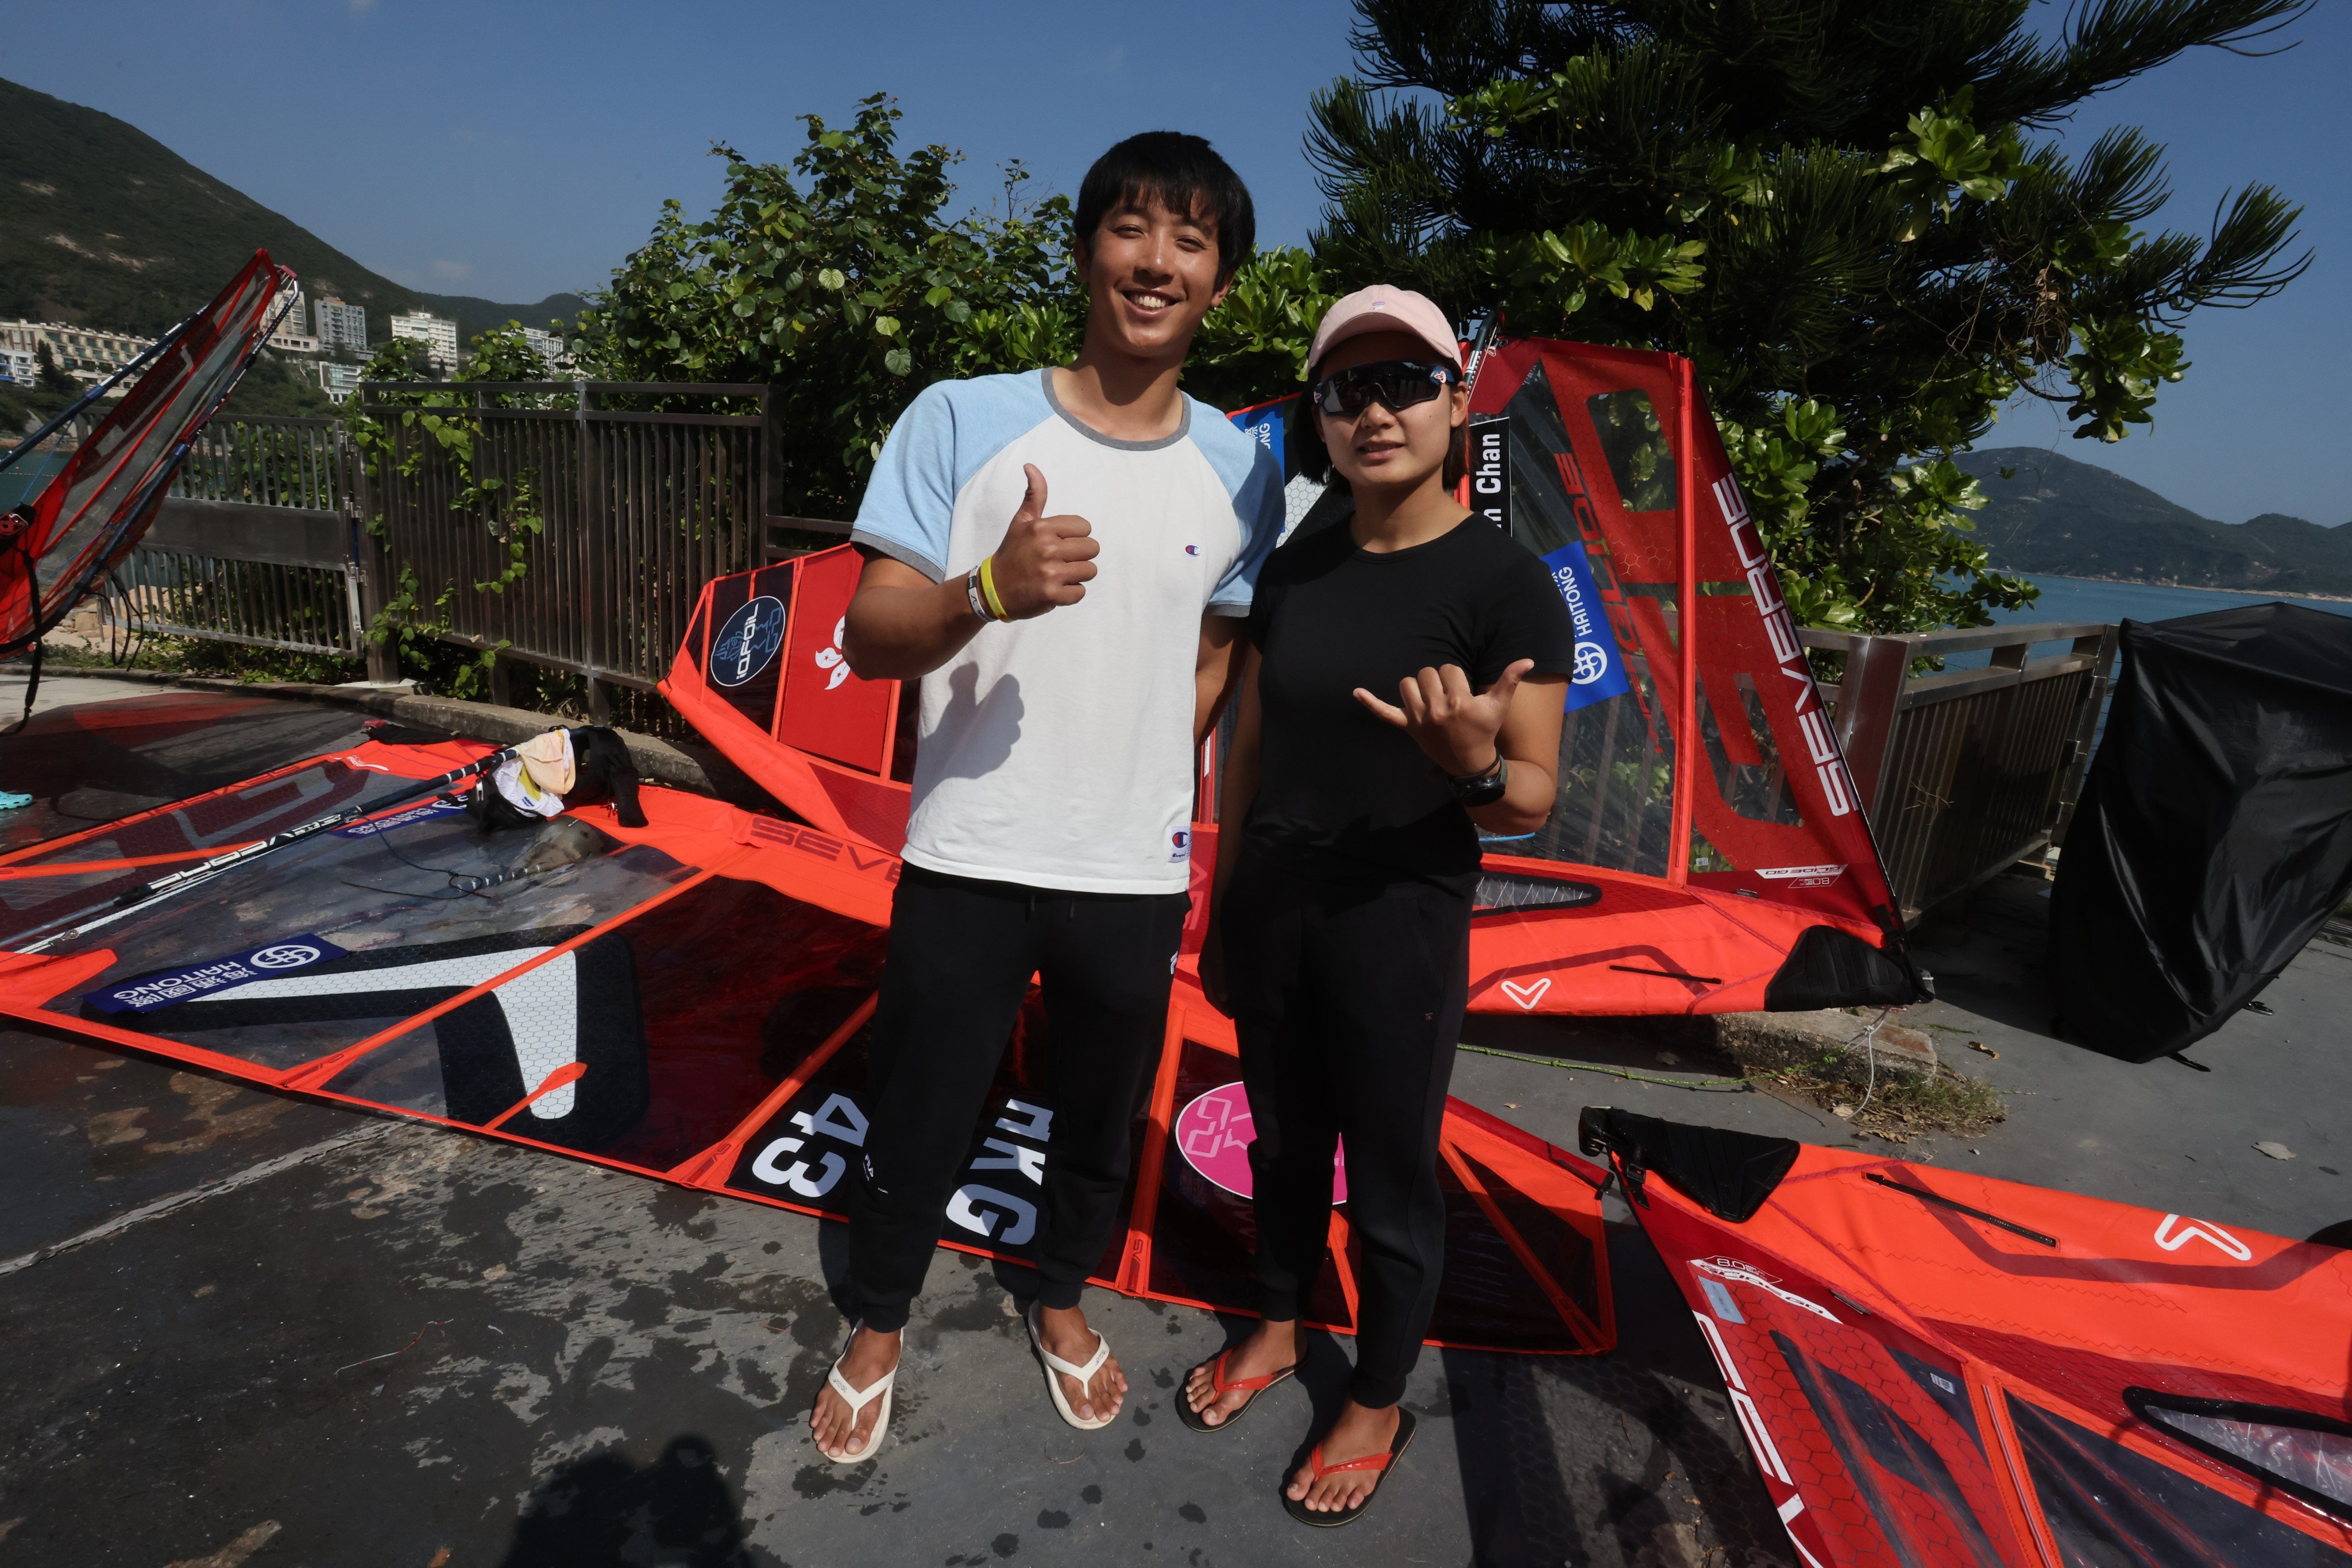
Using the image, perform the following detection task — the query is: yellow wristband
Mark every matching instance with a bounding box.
[978,555,1011,621]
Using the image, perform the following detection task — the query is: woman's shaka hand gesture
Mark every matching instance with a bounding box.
[1353,659,1532,778]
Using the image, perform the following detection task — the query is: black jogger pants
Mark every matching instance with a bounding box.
[1223,849,1472,1408]
[846,863,1190,1333]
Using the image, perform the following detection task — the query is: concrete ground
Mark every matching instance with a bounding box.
[4,677,2346,1567]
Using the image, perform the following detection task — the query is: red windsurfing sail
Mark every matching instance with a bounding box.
[0,252,292,659]
[1582,1108,2352,1565]
[0,706,1612,1357]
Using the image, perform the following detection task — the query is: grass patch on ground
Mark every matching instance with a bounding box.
[1751,1049,2008,1142]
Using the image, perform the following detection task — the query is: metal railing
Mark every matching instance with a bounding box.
[361,381,847,716]
[171,412,356,511]
[103,415,369,656]
[1803,622,2118,925]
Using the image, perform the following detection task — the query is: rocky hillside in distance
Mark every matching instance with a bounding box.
[1957,447,2352,597]
[0,77,582,345]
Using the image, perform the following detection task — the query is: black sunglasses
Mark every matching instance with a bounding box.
[1311,359,1459,418]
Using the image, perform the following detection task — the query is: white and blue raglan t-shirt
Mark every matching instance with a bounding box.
[852,367,1284,894]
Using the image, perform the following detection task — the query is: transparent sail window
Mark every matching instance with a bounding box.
[2134,1392,2352,1523]
[1585,391,1677,512]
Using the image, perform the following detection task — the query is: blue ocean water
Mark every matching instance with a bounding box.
[0,450,68,513]
[1944,574,2350,668]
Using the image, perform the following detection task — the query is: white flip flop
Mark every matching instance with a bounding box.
[1026,1301,1117,1431]
[818,1327,897,1465]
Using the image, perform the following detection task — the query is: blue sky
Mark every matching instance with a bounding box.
[5,1,2340,524]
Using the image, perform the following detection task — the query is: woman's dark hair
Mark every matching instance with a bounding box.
[1075,132,1255,284]
[1290,384,1469,492]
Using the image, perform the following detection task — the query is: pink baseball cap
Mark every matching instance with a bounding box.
[1306,285,1463,379]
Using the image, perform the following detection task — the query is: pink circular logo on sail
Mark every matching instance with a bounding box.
[1173,1081,1345,1203]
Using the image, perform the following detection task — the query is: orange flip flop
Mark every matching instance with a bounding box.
[1177,1346,1298,1433]
[1282,1407,1418,1527]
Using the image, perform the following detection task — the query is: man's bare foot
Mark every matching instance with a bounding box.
[1035,1303,1125,1423]
[1183,1319,1299,1427]
[1288,1399,1401,1513]
[809,1323,899,1461]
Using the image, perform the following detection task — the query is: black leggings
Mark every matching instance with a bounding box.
[847,864,1190,1333]
[1222,850,1472,1408]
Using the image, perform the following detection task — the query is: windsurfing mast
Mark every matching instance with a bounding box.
[1462,310,1503,398]
[1668,353,1698,885]
[16,744,520,956]
[1453,311,1504,510]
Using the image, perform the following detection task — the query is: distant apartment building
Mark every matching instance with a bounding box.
[313,296,369,354]
[0,319,157,385]
[1,346,40,385]
[267,283,319,354]
[390,310,460,377]
[520,326,567,374]
[315,361,364,404]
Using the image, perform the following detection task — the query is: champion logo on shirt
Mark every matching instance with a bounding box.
[1184,543,1200,556]
[1169,829,1191,863]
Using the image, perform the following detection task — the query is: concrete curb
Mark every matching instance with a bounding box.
[1713,1008,1938,1079]
[23,663,720,797]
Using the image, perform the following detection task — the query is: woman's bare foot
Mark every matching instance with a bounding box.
[1288,1399,1401,1513]
[809,1324,899,1461]
[1035,1303,1126,1423]
[1183,1319,1300,1427]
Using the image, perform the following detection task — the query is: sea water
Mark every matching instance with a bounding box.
[0,450,68,513]
[1943,574,2350,669]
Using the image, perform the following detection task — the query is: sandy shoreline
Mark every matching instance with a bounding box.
[2023,572,2352,606]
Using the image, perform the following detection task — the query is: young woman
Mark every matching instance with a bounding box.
[1181,287,1573,1525]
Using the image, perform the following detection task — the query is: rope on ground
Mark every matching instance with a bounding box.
[1848,1007,1893,1114]
[1457,1041,1750,1091]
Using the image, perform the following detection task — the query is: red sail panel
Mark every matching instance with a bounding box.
[1589,1114,2352,1565]
[777,544,897,774]
[1465,339,1897,932]
[661,548,912,849]
[1,252,291,657]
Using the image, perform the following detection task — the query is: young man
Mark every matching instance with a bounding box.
[808,132,1283,1462]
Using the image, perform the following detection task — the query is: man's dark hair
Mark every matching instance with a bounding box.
[1075,132,1255,284]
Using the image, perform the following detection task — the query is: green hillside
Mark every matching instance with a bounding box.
[1956,447,2352,597]
[0,77,582,346]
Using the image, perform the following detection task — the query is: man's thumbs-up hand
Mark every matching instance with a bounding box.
[984,464,1097,619]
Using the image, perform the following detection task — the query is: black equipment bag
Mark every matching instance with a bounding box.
[2051,604,2352,1061]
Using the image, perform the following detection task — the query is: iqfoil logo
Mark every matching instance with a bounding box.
[712,596,787,689]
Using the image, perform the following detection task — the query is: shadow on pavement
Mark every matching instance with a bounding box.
[499,1434,754,1568]
[1443,1227,1788,1568]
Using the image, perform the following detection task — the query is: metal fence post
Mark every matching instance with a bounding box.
[2048,626,2119,849]
[576,379,609,723]
[1832,634,1910,821]
[353,433,399,684]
